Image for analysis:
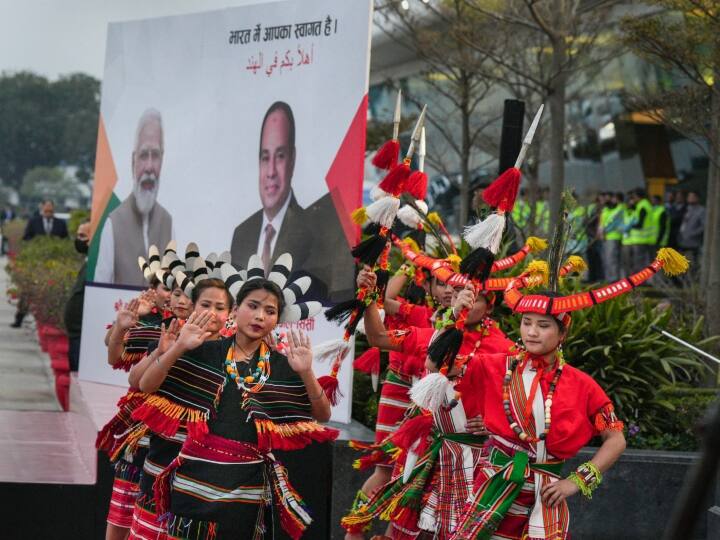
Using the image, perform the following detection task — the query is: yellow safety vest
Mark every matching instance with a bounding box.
[601,204,624,242]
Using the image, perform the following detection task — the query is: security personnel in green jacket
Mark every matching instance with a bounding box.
[601,192,625,281]
[623,188,655,273]
[512,188,531,230]
[650,195,670,247]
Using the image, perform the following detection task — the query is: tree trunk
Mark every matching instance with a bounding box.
[703,86,720,354]
[526,123,543,238]
[459,72,471,229]
[548,33,567,232]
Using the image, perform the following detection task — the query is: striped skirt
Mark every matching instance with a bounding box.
[129,496,167,540]
[374,370,413,446]
[107,459,143,528]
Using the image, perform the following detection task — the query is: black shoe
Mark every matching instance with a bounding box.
[9,322,21,328]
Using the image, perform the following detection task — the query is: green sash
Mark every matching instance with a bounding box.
[451,447,564,539]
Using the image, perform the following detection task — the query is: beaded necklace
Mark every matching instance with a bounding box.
[502,350,563,443]
[443,316,495,409]
[225,341,271,392]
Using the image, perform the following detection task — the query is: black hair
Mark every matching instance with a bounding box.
[615,192,624,202]
[41,199,55,206]
[235,279,286,315]
[633,187,647,198]
[149,274,162,289]
[259,101,295,158]
[192,278,234,309]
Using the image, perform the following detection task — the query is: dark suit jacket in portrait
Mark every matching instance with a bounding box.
[23,215,68,241]
[230,192,355,303]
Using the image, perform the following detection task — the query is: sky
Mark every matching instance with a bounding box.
[0,0,262,80]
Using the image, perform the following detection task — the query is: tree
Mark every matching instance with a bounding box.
[20,166,80,208]
[621,0,720,347]
[374,0,501,228]
[0,71,100,188]
[462,0,619,232]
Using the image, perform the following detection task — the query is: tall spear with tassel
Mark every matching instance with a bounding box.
[372,90,402,171]
[319,110,428,404]
[427,104,544,368]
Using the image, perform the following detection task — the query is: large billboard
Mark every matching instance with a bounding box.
[79,0,372,423]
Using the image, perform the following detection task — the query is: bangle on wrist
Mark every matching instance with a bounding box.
[567,461,602,499]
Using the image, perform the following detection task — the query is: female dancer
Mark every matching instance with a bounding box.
[100,250,174,540]
[343,264,513,540]
[450,247,688,539]
[135,256,334,539]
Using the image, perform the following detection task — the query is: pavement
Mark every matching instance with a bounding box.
[0,255,98,485]
[0,255,60,412]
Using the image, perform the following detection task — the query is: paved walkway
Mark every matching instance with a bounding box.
[0,255,59,411]
[0,256,99,485]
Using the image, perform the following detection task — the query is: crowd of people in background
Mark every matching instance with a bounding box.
[508,186,707,285]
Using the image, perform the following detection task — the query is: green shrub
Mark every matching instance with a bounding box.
[2,219,27,256]
[502,286,717,438]
[626,387,718,451]
[7,236,83,329]
[68,209,90,236]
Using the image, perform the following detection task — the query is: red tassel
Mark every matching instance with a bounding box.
[378,162,411,196]
[390,413,433,452]
[153,455,183,516]
[95,416,124,453]
[131,402,181,438]
[482,167,521,212]
[354,450,387,470]
[353,347,381,375]
[318,375,341,406]
[188,420,209,441]
[112,351,145,371]
[372,139,400,170]
[406,170,428,200]
[393,506,421,532]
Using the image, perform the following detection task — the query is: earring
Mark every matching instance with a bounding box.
[556,342,565,365]
[514,337,526,353]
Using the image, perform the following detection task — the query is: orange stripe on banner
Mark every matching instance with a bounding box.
[90,114,118,240]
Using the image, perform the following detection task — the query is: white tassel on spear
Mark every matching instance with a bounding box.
[463,104,544,255]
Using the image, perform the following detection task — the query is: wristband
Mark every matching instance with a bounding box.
[567,461,602,499]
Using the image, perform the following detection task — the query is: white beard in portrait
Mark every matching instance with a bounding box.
[134,173,159,215]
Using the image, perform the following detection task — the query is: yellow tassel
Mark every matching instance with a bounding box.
[402,237,421,253]
[352,459,363,470]
[656,247,690,276]
[565,255,588,274]
[525,236,548,253]
[525,260,549,287]
[445,254,462,272]
[379,497,399,521]
[427,212,443,226]
[351,207,368,225]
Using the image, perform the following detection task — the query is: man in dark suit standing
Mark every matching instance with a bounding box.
[22,199,68,241]
[11,200,69,328]
[231,101,354,302]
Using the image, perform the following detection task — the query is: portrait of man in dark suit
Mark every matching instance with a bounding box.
[94,108,173,286]
[230,101,354,302]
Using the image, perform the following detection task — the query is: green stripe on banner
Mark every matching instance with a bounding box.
[87,192,121,281]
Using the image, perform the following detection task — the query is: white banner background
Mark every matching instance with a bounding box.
[79,0,372,423]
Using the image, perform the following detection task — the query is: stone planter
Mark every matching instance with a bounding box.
[44,325,70,411]
[36,323,49,352]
